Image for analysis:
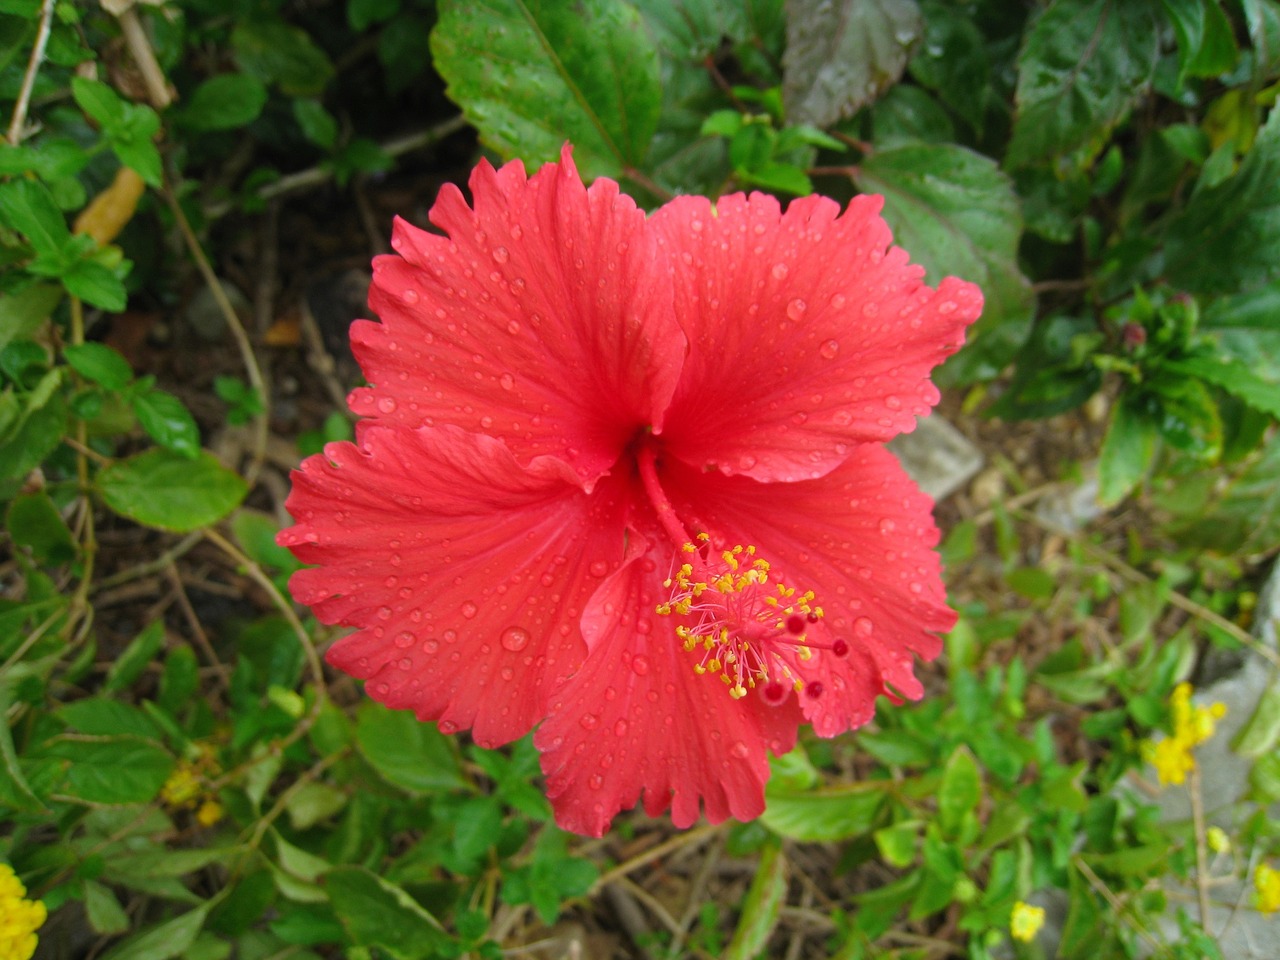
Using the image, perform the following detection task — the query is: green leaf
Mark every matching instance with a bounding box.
[1164,355,1280,419]
[6,491,75,565]
[853,142,1033,382]
[0,176,71,255]
[98,449,248,532]
[99,902,213,960]
[1098,392,1158,505]
[38,734,174,804]
[782,0,921,127]
[0,680,45,812]
[724,838,787,960]
[937,746,981,838]
[1233,674,1280,757]
[105,620,166,693]
[232,20,336,96]
[1164,107,1280,296]
[874,820,921,868]
[179,73,269,131]
[354,701,467,793]
[58,698,162,739]
[60,259,129,312]
[71,76,126,128]
[430,0,662,180]
[292,98,337,149]
[324,866,454,959]
[1161,0,1238,81]
[64,342,132,389]
[0,285,61,352]
[908,1,990,134]
[1006,0,1159,168]
[132,388,201,458]
[762,782,888,841]
[85,880,130,935]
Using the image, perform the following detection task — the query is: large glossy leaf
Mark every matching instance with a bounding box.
[1006,0,1159,167]
[782,0,921,127]
[97,449,247,533]
[1164,107,1280,296]
[854,142,1034,382]
[430,0,662,180]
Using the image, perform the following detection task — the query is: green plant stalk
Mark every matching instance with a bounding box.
[67,296,97,644]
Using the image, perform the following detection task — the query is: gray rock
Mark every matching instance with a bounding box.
[888,415,983,502]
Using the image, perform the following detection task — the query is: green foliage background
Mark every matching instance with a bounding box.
[2,0,1280,958]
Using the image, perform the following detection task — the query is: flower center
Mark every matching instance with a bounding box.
[655,536,843,703]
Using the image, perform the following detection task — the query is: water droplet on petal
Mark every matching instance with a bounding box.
[438,720,458,734]
[580,713,599,730]
[492,246,509,263]
[786,298,807,320]
[499,373,515,391]
[819,339,840,360]
[772,262,789,280]
[631,656,650,676]
[613,719,629,736]
[500,626,530,652]
[423,638,439,654]
[830,293,847,309]
[588,774,603,790]
[461,601,479,619]
[402,289,419,304]
[880,518,896,534]
[854,617,874,637]
[589,559,609,577]
[730,741,749,759]
[377,397,397,414]
[394,631,415,649]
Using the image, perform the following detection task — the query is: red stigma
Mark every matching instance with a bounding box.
[805,681,824,699]
[785,614,806,634]
[831,639,849,657]
[760,681,789,706]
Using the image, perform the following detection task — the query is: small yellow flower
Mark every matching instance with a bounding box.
[1256,863,1280,915]
[1206,827,1231,854]
[195,800,224,828]
[159,763,202,809]
[1010,900,1045,942]
[1143,683,1227,787]
[0,863,47,960]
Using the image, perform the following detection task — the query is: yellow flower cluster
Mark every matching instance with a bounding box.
[1143,683,1226,786]
[1009,900,1045,942]
[158,745,224,827]
[1256,863,1280,914]
[0,864,46,960]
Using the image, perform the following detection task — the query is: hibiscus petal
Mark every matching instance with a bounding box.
[279,424,628,747]
[661,445,954,738]
[346,146,684,488]
[535,527,802,837]
[650,191,982,482]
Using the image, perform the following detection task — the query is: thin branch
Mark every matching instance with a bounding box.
[204,114,470,219]
[1188,764,1213,932]
[163,182,270,488]
[5,0,55,145]
[117,6,172,110]
[592,823,724,891]
[202,527,326,692]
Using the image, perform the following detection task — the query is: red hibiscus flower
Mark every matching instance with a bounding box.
[279,146,982,837]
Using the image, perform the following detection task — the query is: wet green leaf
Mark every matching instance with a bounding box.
[324,866,454,959]
[431,0,662,179]
[1006,0,1159,168]
[725,838,787,960]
